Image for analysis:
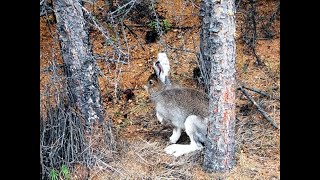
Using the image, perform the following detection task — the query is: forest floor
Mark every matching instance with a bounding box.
[40,0,280,179]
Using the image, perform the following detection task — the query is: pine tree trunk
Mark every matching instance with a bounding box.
[53,0,104,126]
[200,0,237,172]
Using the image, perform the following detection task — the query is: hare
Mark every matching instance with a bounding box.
[144,73,209,157]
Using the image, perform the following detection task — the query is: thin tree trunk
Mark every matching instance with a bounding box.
[200,0,236,172]
[53,0,104,126]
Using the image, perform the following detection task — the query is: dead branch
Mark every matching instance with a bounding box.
[235,0,243,10]
[262,2,280,39]
[166,44,198,54]
[82,6,126,56]
[242,85,280,101]
[40,143,44,180]
[94,55,128,64]
[171,26,199,30]
[94,155,125,177]
[40,8,53,17]
[110,0,137,16]
[40,0,54,17]
[123,22,146,51]
[249,0,262,66]
[41,64,65,73]
[239,0,280,66]
[238,86,279,129]
[125,25,197,30]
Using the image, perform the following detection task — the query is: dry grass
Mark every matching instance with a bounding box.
[41,0,280,179]
[88,134,279,179]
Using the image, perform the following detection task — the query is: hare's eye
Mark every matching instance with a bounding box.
[149,80,153,85]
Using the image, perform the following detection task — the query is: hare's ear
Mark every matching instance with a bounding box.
[153,52,171,84]
[153,61,162,77]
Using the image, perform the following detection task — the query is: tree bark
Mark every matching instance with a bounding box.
[200,0,236,172]
[53,0,104,126]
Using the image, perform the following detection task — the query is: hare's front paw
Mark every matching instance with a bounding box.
[169,136,178,144]
[169,128,181,144]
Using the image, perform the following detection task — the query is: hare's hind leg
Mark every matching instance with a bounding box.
[164,115,203,157]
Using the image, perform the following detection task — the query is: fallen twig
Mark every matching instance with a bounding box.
[242,85,280,101]
[94,155,125,177]
[238,86,279,129]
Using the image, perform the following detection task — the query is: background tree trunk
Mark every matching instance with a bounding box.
[53,0,104,126]
[200,0,237,172]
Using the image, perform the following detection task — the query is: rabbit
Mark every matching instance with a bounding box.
[144,73,209,157]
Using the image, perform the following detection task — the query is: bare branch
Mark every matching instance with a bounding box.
[123,23,146,51]
[82,6,126,56]
[242,85,280,101]
[166,44,197,54]
[94,54,128,64]
[238,86,279,129]
[110,0,137,15]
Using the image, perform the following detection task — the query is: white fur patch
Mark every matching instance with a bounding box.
[156,112,164,124]
[153,53,170,84]
[164,144,202,157]
[164,115,205,157]
[169,128,181,144]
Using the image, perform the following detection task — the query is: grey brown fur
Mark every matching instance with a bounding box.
[145,73,209,157]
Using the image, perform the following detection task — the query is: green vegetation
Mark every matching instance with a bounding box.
[148,19,171,33]
[50,165,71,180]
